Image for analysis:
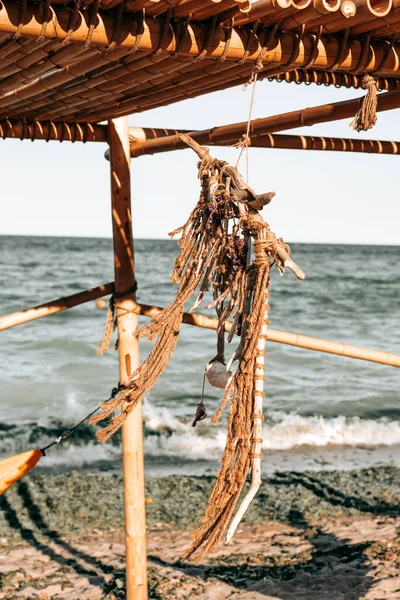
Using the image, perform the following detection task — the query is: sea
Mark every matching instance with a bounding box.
[0,236,399,477]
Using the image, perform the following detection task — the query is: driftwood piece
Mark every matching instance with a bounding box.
[180,135,305,282]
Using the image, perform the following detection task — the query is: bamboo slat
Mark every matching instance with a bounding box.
[8,55,208,121]
[0,46,133,112]
[0,3,400,121]
[0,283,114,332]
[0,48,165,117]
[4,53,193,122]
[351,7,400,36]
[0,41,93,94]
[0,2,399,74]
[51,50,400,122]
[26,55,233,121]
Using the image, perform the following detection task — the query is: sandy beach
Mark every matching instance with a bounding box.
[1,467,400,599]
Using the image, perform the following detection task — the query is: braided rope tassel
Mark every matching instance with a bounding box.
[97,296,116,355]
[226,241,269,543]
[350,74,378,132]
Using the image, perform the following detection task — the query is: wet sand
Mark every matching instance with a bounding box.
[1,467,400,599]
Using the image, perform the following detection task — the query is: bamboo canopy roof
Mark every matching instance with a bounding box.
[0,0,400,124]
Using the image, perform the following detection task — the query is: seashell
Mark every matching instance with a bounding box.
[205,360,232,389]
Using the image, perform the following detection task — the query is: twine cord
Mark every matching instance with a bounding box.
[40,384,127,454]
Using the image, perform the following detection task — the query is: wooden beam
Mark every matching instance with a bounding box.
[0,283,114,332]
[108,117,147,600]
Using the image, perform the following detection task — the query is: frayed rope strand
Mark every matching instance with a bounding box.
[97,296,116,355]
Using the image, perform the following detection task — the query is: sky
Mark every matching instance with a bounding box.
[1,80,400,245]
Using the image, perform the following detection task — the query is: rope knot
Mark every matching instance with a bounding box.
[234,134,251,149]
[242,213,265,234]
[253,239,273,265]
[362,74,377,89]
[350,74,378,132]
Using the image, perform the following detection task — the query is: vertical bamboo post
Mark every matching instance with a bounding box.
[108,116,148,600]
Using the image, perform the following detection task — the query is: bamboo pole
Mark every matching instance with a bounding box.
[131,302,400,368]
[0,1,400,76]
[246,134,400,154]
[108,117,147,600]
[130,132,400,156]
[0,288,398,367]
[127,89,400,156]
[309,0,394,33]
[0,282,114,332]
[280,0,341,29]
[0,119,108,142]
[0,119,189,144]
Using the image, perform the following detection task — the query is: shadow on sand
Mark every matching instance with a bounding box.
[0,480,114,590]
[145,471,400,599]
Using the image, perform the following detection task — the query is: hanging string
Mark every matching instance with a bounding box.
[84,0,100,50]
[61,0,82,47]
[13,0,28,41]
[40,405,101,453]
[37,0,52,43]
[235,72,258,184]
[40,384,125,453]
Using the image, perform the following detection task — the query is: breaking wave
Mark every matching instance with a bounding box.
[3,400,400,472]
[142,407,400,460]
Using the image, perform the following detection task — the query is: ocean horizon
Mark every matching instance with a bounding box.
[0,235,399,476]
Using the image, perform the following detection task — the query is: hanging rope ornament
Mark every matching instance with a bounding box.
[92,134,304,557]
[350,74,378,131]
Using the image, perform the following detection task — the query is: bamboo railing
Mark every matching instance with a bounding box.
[0,283,114,332]
[2,119,399,158]
[0,120,108,143]
[1,286,399,368]
[0,120,187,144]
[133,302,400,368]
[131,132,400,156]
[127,90,400,156]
